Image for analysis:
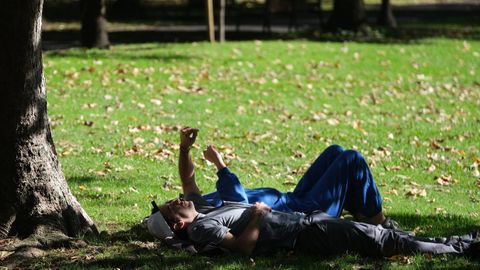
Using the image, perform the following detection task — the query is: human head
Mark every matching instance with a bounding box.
[158,198,198,231]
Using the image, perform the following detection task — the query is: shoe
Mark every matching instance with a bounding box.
[381,217,401,230]
[466,241,480,260]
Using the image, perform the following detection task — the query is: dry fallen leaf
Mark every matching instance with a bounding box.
[387,188,399,196]
[387,255,413,264]
[436,175,457,186]
[326,118,339,126]
[0,250,14,260]
[405,187,427,198]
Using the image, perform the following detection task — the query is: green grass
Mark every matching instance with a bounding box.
[27,37,480,269]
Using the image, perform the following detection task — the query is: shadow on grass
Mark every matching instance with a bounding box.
[22,212,479,269]
[44,44,196,62]
[67,176,101,184]
[388,213,480,237]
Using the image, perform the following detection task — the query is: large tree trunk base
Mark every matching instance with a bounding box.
[0,231,87,268]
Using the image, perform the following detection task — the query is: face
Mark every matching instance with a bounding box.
[159,198,196,229]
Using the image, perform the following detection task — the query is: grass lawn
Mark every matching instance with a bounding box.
[26,35,480,269]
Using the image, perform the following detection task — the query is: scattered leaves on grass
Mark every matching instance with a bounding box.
[387,255,413,265]
[0,251,14,260]
[435,175,458,186]
[405,182,427,198]
[83,121,94,127]
[435,207,447,214]
[386,188,399,196]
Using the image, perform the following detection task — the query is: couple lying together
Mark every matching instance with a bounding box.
[146,127,479,259]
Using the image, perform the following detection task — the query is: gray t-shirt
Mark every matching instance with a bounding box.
[185,193,306,254]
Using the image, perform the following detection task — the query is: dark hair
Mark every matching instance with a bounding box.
[174,228,190,241]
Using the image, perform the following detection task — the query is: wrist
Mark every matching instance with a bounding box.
[215,160,226,171]
[180,145,191,152]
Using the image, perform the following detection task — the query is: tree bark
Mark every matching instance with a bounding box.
[0,0,97,240]
[327,0,367,31]
[377,0,397,28]
[81,0,110,49]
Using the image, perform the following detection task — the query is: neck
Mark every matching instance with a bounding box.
[184,210,199,224]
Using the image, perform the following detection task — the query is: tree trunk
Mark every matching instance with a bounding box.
[327,0,367,31]
[377,0,397,28]
[81,0,110,49]
[219,0,226,42]
[0,0,97,240]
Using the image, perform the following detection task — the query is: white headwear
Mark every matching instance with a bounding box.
[146,211,175,240]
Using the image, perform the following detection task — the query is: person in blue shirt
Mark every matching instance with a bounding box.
[178,127,397,228]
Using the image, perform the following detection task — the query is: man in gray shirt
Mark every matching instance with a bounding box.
[158,192,479,258]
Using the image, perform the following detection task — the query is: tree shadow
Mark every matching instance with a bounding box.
[66,176,101,184]
[388,213,479,237]
[18,211,480,269]
[44,43,196,62]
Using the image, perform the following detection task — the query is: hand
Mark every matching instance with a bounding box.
[250,202,271,217]
[203,145,221,164]
[180,127,198,150]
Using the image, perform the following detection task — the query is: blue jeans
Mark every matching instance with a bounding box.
[286,145,382,217]
[202,145,382,217]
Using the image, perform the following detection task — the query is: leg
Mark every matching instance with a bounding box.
[292,145,344,196]
[296,217,473,257]
[288,149,382,219]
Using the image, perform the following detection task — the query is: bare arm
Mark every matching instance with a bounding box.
[178,127,201,196]
[219,202,271,255]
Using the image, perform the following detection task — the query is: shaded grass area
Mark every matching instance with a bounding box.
[42,5,480,50]
[15,35,480,268]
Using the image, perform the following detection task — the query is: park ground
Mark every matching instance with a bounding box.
[2,5,480,269]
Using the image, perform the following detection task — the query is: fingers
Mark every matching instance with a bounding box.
[180,127,199,148]
[253,202,271,211]
[180,127,199,137]
[191,129,198,140]
[205,144,217,152]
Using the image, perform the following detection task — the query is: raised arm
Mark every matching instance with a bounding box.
[219,202,271,255]
[203,145,248,203]
[178,127,201,196]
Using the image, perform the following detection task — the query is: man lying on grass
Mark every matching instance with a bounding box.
[176,126,398,229]
[159,197,479,258]
[153,127,480,258]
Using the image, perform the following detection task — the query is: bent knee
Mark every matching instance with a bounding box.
[324,144,345,155]
[342,149,364,161]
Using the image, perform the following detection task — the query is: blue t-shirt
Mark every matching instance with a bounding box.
[202,167,292,212]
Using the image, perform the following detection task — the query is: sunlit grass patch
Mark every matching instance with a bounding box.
[38,38,480,269]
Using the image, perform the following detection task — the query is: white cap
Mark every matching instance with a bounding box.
[147,211,175,240]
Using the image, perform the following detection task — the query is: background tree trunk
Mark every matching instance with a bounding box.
[377,0,397,28]
[327,0,367,31]
[219,0,226,42]
[0,0,97,241]
[81,0,110,48]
